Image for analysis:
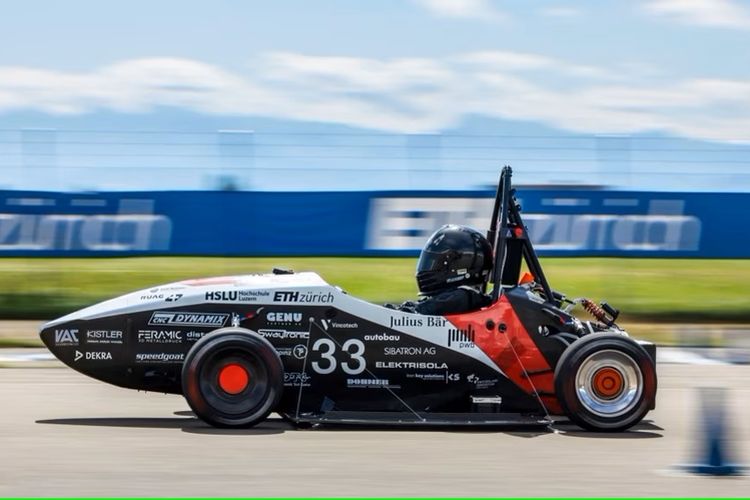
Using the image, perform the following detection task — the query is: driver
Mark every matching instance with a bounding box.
[387,224,493,316]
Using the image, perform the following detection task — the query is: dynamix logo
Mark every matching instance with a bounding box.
[273,291,334,303]
[54,329,79,346]
[149,311,229,327]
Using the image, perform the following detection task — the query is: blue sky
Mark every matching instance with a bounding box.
[1,0,749,190]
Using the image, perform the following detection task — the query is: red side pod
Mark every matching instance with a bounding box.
[445,296,562,414]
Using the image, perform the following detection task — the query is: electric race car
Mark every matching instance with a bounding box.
[40,167,657,432]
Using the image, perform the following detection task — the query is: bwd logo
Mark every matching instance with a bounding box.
[54,329,79,346]
[149,311,229,327]
[448,326,475,348]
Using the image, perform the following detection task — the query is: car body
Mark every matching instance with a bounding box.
[40,167,658,431]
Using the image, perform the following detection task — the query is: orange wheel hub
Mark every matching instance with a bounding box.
[592,367,623,399]
[218,363,249,395]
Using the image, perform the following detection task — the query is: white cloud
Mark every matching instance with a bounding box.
[412,0,506,22]
[539,6,583,19]
[1,52,749,142]
[643,0,750,28]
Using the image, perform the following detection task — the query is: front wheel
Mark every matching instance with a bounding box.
[554,333,656,432]
[181,328,284,428]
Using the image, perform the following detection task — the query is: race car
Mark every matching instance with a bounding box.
[40,167,657,432]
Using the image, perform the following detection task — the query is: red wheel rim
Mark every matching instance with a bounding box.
[217,363,249,395]
[592,367,623,399]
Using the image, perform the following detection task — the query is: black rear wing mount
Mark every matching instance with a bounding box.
[485,166,557,306]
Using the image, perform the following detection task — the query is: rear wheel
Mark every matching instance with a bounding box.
[554,333,656,432]
[181,328,283,428]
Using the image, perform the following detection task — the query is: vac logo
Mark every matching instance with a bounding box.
[448,326,475,348]
[54,329,79,346]
[149,311,229,327]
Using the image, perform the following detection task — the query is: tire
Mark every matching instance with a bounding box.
[554,333,657,432]
[181,328,284,428]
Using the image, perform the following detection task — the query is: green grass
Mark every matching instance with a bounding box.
[0,257,748,321]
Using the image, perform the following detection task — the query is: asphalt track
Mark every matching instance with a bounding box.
[1,365,748,497]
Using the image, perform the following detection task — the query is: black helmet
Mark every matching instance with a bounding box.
[416,224,493,295]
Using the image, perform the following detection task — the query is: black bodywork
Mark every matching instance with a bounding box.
[41,167,656,427]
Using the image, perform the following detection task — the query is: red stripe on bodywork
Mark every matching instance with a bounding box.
[445,295,562,414]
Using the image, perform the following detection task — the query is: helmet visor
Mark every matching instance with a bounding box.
[416,249,450,273]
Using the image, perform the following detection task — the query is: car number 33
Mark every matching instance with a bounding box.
[311,338,366,375]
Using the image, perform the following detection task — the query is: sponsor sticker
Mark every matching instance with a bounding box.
[283,372,311,387]
[375,361,448,369]
[467,373,499,389]
[258,329,309,340]
[86,330,123,344]
[363,333,400,342]
[448,326,475,348]
[149,311,229,328]
[275,347,293,357]
[74,350,112,361]
[292,344,308,360]
[321,319,359,329]
[406,373,447,382]
[346,378,399,389]
[137,329,182,344]
[265,311,303,326]
[273,291,334,303]
[54,329,79,346]
[135,352,185,363]
[204,290,271,302]
[384,346,436,356]
[389,316,445,328]
[185,330,207,342]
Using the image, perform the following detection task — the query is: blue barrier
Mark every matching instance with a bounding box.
[0,189,746,257]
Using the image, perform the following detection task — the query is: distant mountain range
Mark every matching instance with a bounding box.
[1,109,747,192]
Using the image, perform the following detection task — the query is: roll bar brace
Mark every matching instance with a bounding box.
[485,166,558,306]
